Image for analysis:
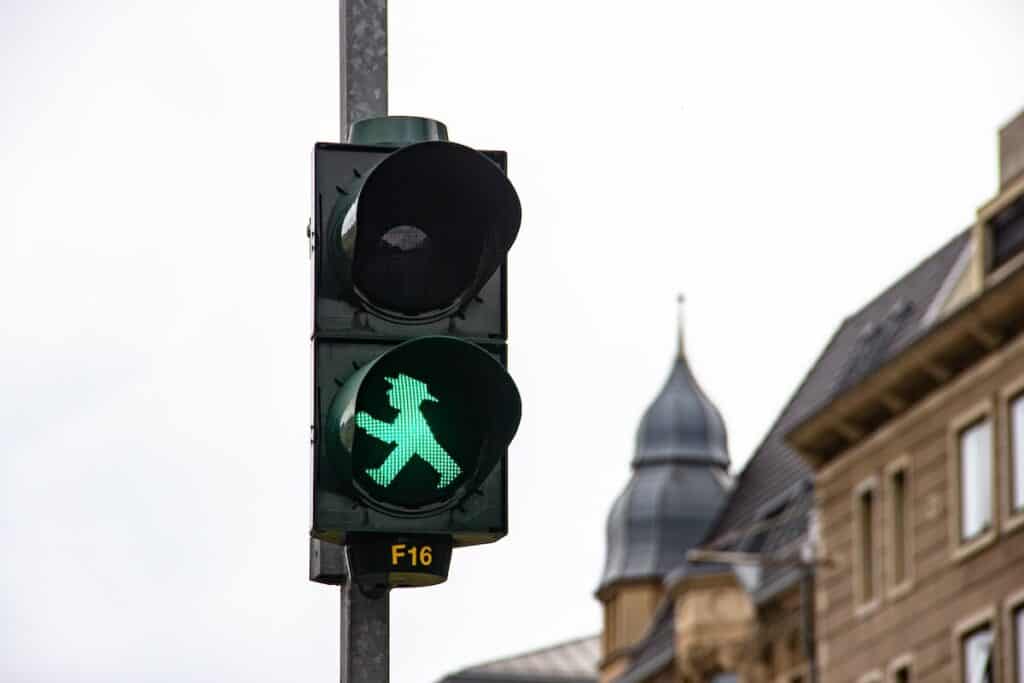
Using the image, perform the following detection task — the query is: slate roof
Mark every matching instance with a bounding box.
[599,463,730,592]
[437,635,600,683]
[704,228,971,548]
[598,342,732,593]
[633,346,730,468]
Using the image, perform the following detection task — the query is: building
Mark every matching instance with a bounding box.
[788,110,1024,682]
[597,301,736,682]
[440,110,1024,683]
[595,297,816,682]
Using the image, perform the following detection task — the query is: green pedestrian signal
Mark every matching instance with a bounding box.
[355,373,462,489]
[320,335,520,524]
[310,116,521,576]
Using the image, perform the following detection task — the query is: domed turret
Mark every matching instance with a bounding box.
[633,301,729,468]
[598,296,731,595]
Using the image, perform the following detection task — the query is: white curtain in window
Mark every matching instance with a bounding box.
[1012,396,1024,511]
[964,626,993,683]
[960,421,992,540]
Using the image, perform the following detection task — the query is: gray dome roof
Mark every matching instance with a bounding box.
[633,351,729,468]
[597,303,731,596]
[598,464,729,593]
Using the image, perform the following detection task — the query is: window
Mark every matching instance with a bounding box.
[602,603,610,652]
[888,462,911,589]
[744,503,784,554]
[761,642,775,678]
[959,420,994,541]
[888,654,913,683]
[788,629,801,661]
[962,625,994,683]
[856,485,877,603]
[1011,394,1024,514]
[1014,605,1023,683]
[991,194,1024,271]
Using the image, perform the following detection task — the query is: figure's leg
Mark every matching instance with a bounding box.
[421,444,461,488]
[366,444,415,487]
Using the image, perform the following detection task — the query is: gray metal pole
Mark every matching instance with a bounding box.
[337,2,389,681]
[339,0,387,138]
[312,0,390,592]
[340,550,390,682]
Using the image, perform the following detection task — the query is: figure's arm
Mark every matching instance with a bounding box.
[356,413,395,442]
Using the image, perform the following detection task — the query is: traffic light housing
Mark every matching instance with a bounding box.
[311,117,521,550]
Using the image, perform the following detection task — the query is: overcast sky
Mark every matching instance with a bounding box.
[3,1,1024,682]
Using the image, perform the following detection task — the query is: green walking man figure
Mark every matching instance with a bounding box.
[355,373,461,488]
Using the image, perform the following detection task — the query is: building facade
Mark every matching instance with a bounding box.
[440,110,1024,683]
[789,109,1024,683]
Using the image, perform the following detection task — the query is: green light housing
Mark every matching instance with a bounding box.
[323,336,520,517]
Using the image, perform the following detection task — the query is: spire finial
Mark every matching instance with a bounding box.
[676,293,686,357]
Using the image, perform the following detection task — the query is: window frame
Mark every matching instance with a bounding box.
[885,455,914,598]
[887,653,913,683]
[989,193,1024,273]
[1016,605,1024,683]
[948,400,997,561]
[954,606,997,683]
[1003,586,1024,683]
[983,181,1024,288]
[853,475,881,615]
[1001,377,1024,535]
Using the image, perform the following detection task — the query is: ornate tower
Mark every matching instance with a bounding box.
[597,298,732,681]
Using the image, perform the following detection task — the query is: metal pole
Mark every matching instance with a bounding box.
[339,0,388,138]
[340,549,390,682]
[315,0,390,587]
[337,2,389,681]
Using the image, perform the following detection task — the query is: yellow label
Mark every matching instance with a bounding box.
[390,543,433,567]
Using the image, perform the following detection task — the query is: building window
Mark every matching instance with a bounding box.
[887,462,911,589]
[991,194,1024,271]
[761,642,775,678]
[788,629,802,661]
[962,625,994,683]
[959,419,994,541]
[744,503,784,554]
[888,654,913,683]
[1014,605,1023,683]
[1011,394,1024,514]
[856,484,877,604]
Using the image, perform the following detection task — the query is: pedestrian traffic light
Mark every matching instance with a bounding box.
[310,116,521,553]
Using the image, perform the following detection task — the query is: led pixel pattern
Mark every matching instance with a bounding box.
[355,373,462,489]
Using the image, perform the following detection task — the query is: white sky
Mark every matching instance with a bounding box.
[2,1,1024,681]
